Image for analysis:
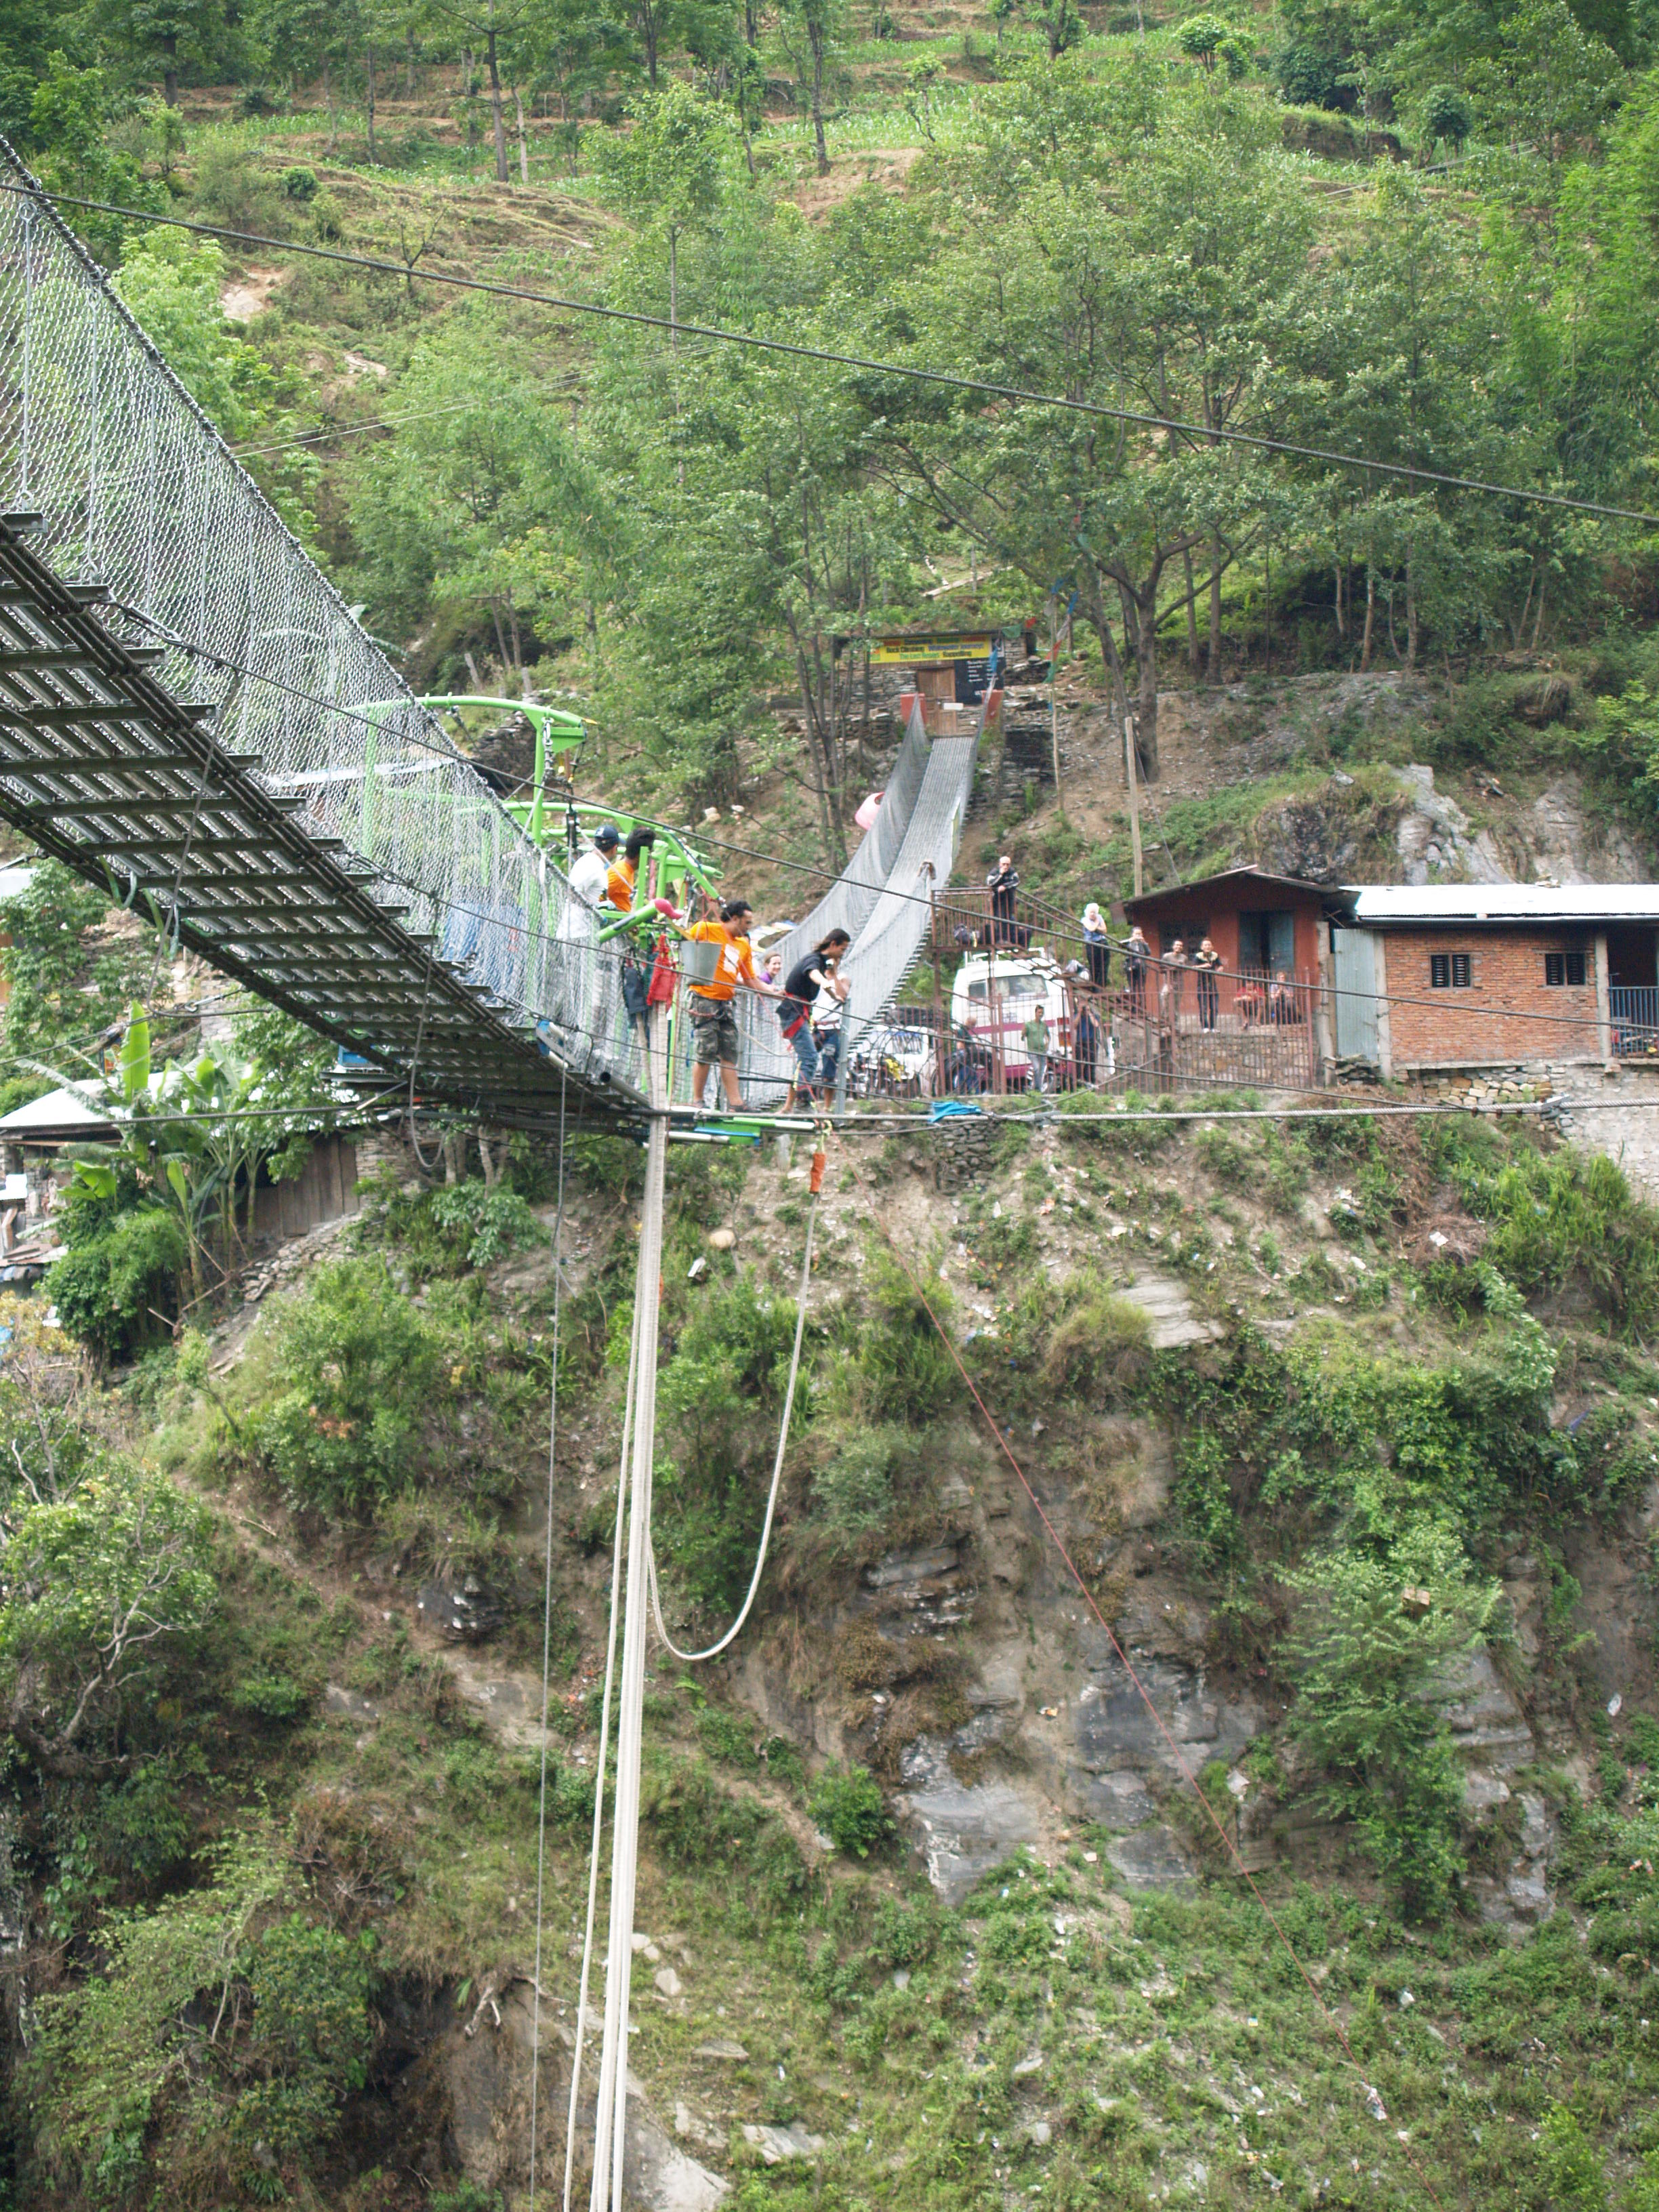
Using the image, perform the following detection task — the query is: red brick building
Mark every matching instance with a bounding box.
[1122,866,1328,983]
[1336,885,1659,1078]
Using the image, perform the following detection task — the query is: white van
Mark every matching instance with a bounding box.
[949,951,1068,1083]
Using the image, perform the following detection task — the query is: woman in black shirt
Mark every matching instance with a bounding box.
[779,929,851,1110]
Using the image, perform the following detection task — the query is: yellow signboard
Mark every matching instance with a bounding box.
[873,634,994,665]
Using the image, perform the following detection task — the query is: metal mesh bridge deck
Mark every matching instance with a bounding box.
[0,139,647,1128]
[0,139,983,1134]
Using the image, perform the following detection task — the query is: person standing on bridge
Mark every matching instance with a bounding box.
[779,928,851,1113]
[606,825,654,912]
[683,899,784,1113]
[550,821,620,1052]
[572,821,617,910]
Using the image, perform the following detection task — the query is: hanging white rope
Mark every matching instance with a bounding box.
[645,1162,822,1665]
[590,1008,672,2212]
[528,1069,568,2209]
[560,1280,642,2212]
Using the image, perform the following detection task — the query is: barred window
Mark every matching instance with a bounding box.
[1544,950,1586,987]
[1431,954,1472,989]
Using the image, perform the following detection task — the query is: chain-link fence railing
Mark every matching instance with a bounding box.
[0,141,639,1092]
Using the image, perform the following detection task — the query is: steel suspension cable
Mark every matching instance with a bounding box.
[5,179,1657,528]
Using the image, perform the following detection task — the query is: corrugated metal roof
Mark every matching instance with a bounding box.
[0,1084,118,1139]
[1347,884,1659,924]
[1125,865,1347,916]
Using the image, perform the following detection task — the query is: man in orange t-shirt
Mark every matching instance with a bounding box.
[606,825,653,913]
[684,899,783,1111]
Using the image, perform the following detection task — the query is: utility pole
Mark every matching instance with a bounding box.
[1124,716,1144,898]
[1049,594,1061,803]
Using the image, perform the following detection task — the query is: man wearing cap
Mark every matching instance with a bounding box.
[571,822,617,912]
[551,823,619,1054]
[681,899,784,1113]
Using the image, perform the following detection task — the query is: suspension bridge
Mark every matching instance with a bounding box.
[0,138,981,1137]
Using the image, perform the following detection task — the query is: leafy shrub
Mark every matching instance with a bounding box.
[655,1277,804,1615]
[428,1180,548,1269]
[29,1829,373,2201]
[1274,39,1351,107]
[92,1757,196,1891]
[696,1702,759,1770]
[1287,1520,1501,1918]
[252,1259,437,1516]
[868,1894,939,1967]
[233,1672,310,1722]
[1537,2105,1610,2210]
[811,1764,893,1859]
[840,1249,960,1425]
[361,1172,547,1279]
[1176,12,1227,64]
[47,1207,187,1361]
[803,1424,912,1555]
[1433,1135,1659,1338]
[279,164,318,200]
[0,1465,216,1774]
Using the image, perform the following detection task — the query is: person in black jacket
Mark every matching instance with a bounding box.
[987,855,1019,945]
[1193,935,1223,1031]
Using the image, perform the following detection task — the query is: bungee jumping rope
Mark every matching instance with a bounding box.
[646,1139,826,1664]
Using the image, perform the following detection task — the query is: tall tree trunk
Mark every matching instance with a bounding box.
[162,33,178,105]
[1334,557,1345,639]
[323,55,337,151]
[1264,535,1272,677]
[514,83,529,181]
[487,16,509,182]
[365,42,377,163]
[1530,566,1548,649]
[407,26,418,95]
[1208,527,1223,682]
[1132,583,1160,783]
[642,0,660,83]
[1406,536,1418,670]
[1085,579,1138,786]
[807,14,829,175]
[1182,544,1199,680]
[1360,567,1375,672]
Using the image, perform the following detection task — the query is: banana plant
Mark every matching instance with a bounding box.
[54,1007,260,1306]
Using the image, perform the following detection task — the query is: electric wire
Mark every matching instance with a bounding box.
[18,603,1659,1102]
[89,604,1659,1055]
[839,1136,1452,2210]
[6,179,1658,528]
[230,398,490,458]
[645,1174,820,1663]
[529,1063,569,2210]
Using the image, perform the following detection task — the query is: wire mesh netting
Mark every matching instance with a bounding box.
[733,710,983,1103]
[0,142,643,1094]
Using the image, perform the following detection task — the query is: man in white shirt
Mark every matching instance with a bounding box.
[557,823,621,1055]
